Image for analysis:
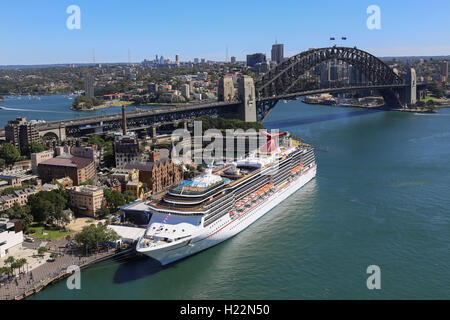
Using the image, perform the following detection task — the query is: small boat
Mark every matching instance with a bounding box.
[0,106,5,110]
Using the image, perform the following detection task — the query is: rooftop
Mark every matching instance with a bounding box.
[39,155,93,169]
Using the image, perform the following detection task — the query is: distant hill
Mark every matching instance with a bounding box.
[379,55,450,62]
[0,62,130,69]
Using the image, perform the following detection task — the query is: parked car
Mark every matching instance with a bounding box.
[24,236,35,243]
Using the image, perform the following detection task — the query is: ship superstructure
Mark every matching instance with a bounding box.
[136,132,317,265]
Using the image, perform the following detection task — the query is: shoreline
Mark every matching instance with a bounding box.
[302,100,438,114]
[1,244,136,300]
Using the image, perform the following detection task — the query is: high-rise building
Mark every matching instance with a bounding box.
[194,58,199,64]
[218,77,235,102]
[441,61,448,82]
[181,84,190,99]
[85,76,94,99]
[175,54,180,65]
[246,53,266,67]
[114,132,139,169]
[271,43,284,64]
[5,117,40,154]
[148,83,157,95]
[230,56,237,64]
[441,61,448,77]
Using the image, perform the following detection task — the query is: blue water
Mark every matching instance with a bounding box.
[0,94,157,127]
[27,99,450,299]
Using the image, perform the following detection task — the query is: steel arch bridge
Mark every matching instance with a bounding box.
[254,46,407,121]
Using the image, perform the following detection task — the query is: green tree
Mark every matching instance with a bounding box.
[0,266,12,278]
[5,202,33,231]
[38,246,48,256]
[80,179,94,186]
[27,190,69,226]
[24,141,45,157]
[49,252,59,260]
[97,206,110,219]
[74,222,119,251]
[4,256,15,266]
[103,189,126,211]
[123,190,136,204]
[0,143,20,165]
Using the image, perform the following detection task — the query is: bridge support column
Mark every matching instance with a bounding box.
[238,76,257,122]
[58,125,66,141]
[404,68,417,106]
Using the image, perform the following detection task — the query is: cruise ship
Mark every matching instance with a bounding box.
[136,131,317,265]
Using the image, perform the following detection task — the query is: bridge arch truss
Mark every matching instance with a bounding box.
[254,46,405,120]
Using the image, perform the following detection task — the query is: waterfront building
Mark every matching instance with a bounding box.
[37,153,96,186]
[126,181,145,199]
[114,133,139,169]
[271,43,284,64]
[69,185,104,217]
[246,53,266,67]
[111,168,139,191]
[31,150,54,174]
[5,117,40,154]
[124,150,183,195]
[218,76,235,102]
[85,76,95,99]
[0,218,23,258]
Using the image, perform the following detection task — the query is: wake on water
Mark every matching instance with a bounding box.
[0,107,70,113]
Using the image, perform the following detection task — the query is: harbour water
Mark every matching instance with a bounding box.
[24,97,450,299]
[0,94,158,127]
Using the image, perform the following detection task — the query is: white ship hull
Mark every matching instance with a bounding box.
[137,165,316,265]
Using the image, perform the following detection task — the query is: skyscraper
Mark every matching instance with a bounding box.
[246,53,266,67]
[271,43,284,64]
[441,61,448,77]
[231,56,236,64]
[175,54,180,65]
[441,61,448,82]
[85,76,94,99]
[5,117,40,153]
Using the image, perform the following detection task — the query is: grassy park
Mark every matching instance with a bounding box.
[27,223,74,240]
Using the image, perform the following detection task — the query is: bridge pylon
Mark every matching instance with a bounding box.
[404,68,417,106]
[238,76,257,122]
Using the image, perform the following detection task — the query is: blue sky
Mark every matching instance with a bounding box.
[0,0,449,65]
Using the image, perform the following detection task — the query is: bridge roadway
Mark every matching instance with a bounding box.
[0,101,240,139]
[42,101,239,128]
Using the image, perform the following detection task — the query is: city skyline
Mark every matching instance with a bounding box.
[0,0,449,65]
